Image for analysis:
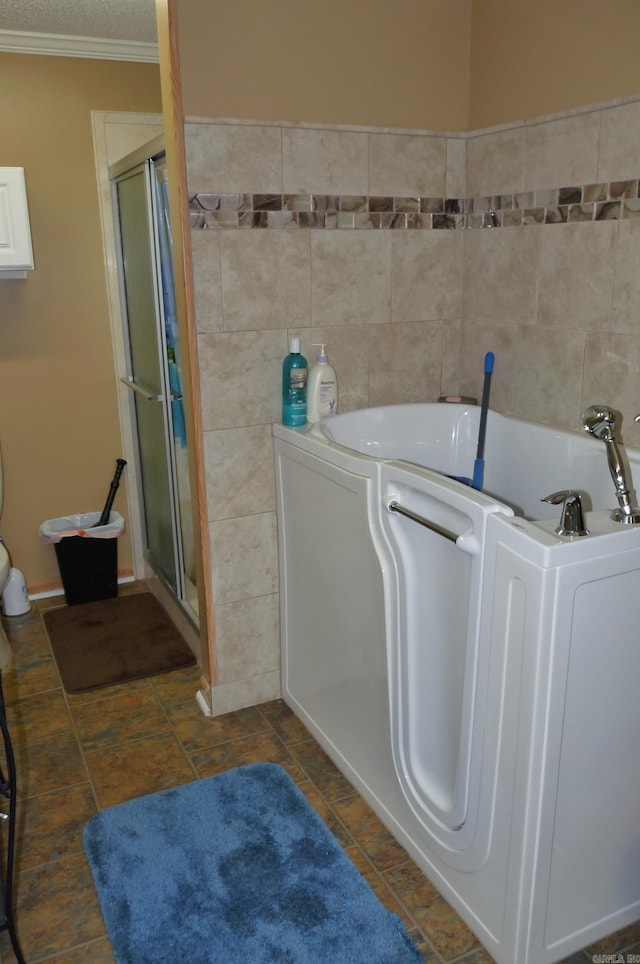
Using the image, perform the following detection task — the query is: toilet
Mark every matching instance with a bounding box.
[0,449,30,669]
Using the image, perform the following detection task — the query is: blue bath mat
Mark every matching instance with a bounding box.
[83,762,421,963]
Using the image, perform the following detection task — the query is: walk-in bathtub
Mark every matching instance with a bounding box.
[273,404,640,964]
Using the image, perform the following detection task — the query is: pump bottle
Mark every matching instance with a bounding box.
[307,344,338,423]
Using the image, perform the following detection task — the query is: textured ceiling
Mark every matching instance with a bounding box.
[0,0,157,42]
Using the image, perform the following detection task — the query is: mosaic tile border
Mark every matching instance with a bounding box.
[189,179,640,229]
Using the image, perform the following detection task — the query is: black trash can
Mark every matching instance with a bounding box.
[39,511,125,606]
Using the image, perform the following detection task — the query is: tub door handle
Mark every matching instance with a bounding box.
[388,501,458,543]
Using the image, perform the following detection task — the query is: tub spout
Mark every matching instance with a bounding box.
[542,490,589,537]
[583,404,640,524]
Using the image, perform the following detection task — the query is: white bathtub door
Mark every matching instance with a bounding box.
[377,461,510,857]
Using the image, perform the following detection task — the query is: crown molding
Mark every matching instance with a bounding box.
[0,29,158,63]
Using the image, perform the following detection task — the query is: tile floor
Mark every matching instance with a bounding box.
[0,588,637,963]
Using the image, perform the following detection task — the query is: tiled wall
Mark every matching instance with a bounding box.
[187,94,640,714]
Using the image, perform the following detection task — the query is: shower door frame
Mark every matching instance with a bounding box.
[110,137,193,620]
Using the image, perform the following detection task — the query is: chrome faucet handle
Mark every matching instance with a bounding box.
[542,490,589,538]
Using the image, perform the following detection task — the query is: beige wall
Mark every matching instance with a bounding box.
[0,53,162,593]
[177,0,640,132]
[468,0,640,129]
[177,0,472,131]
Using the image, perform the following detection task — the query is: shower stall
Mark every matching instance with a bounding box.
[110,136,197,623]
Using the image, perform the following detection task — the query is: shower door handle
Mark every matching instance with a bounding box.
[120,376,164,402]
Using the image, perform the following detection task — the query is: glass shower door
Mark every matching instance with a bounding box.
[113,157,187,608]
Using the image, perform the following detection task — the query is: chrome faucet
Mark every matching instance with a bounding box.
[583,404,640,524]
[542,490,589,537]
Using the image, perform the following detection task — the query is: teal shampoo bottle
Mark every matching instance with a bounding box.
[282,337,308,426]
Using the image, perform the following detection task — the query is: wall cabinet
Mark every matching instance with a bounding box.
[0,168,34,278]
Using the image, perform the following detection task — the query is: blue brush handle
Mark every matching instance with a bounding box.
[471,352,494,490]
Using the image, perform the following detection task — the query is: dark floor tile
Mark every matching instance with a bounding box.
[4,612,51,658]
[84,732,195,808]
[406,927,439,962]
[257,698,314,745]
[383,859,442,911]
[413,896,482,962]
[36,596,67,614]
[8,852,107,959]
[588,921,640,953]
[6,689,73,744]
[12,731,87,798]
[43,936,116,963]
[331,794,410,872]
[6,783,97,872]
[172,704,271,752]
[149,663,203,705]
[70,687,170,751]
[190,730,303,782]
[295,781,355,849]
[65,677,151,707]
[288,738,358,801]
[348,845,412,923]
[1,653,61,702]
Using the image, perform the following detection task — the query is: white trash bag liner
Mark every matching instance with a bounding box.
[39,511,125,543]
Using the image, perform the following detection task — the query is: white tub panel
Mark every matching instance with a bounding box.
[532,555,640,956]
[273,412,640,964]
[275,445,384,703]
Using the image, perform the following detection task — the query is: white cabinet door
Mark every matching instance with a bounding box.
[0,168,34,276]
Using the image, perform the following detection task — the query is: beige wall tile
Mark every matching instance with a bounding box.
[598,101,640,181]
[198,329,287,430]
[440,318,462,396]
[186,106,640,717]
[220,230,311,331]
[524,112,600,190]
[512,325,586,430]
[582,332,640,448]
[311,231,391,327]
[299,326,370,413]
[611,220,640,335]
[457,322,518,415]
[466,127,526,197]
[446,137,467,198]
[282,128,368,194]
[210,671,281,716]
[204,424,275,521]
[391,231,463,323]
[369,322,442,406]
[368,133,447,197]
[463,227,540,325]
[537,222,615,331]
[185,122,283,193]
[210,512,278,606]
[214,593,280,684]
[191,231,223,333]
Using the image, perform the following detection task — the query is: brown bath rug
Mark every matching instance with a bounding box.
[44,592,196,694]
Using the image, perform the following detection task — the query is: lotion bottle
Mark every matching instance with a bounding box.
[307,343,338,423]
[282,337,308,426]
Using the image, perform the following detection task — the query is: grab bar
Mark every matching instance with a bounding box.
[388,500,458,543]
